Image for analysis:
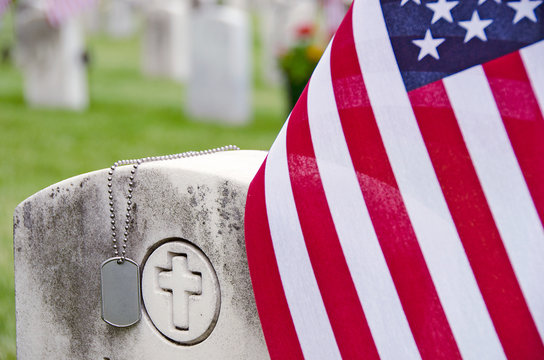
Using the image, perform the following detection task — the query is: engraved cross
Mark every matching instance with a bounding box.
[158,255,202,330]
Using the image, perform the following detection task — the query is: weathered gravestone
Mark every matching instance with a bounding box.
[14,150,269,359]
[104,0,136,38]
[141,0,190,81]
[15,2,88,110]
[224,0,247,9]
[258,0,318,85]
[82,0,103,34]
[257,1,284,84]
[187,4,251,125]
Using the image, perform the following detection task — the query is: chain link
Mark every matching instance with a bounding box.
[107,145,240,263]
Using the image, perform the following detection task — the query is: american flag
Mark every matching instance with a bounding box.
[46,0,97,27]
[0,0,11,17]
[245,0,544,358]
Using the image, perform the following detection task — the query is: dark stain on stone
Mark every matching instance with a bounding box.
[79,176,90,189]
[214,180,263,334]
[23,176,112,358]
[13,213,20,233]
[49,186,62,199]
[190,196,198,207]
[23,202,32,230]
[126,169,214,255]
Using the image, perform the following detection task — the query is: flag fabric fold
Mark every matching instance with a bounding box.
[0,0,11,17]
[46,0,97,27]
[245,0,544,358]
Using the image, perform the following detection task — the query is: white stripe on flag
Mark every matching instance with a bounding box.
[264,123,342,360]
[444,66,544,342]
[520,41,544,118]
[307,43,421,360]
[351,1,506,359]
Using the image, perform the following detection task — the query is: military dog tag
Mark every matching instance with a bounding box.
[101,257,141,327]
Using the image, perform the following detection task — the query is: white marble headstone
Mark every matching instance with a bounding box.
[258,0,318,85]
[104,0,136,38]
[225,0,248,9]
[187,5,251,125]
[142,0,190,81]
[15,4,88,110]
[258,1,285,84]
[82,0,103,34]
[14,150,269,359]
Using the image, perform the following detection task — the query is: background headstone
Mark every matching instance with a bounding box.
[257,1,285,84]
[141,0,190,81]
[258,0,318,85]
[225,0,248,9]
[104,0,136,38]
[82,0,103,34]
[15,3,88,109]
[14,150,269,359]
[187,4,251,125]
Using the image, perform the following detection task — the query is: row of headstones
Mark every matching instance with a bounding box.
[14,0,321,124]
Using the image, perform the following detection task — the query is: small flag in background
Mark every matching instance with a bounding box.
[0,0,11,17]
[46,0,97,27]
[245,0,543,359]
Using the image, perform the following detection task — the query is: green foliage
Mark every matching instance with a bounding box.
[0,28,286,359]
[279,43,319,86]
[277,26,324,108]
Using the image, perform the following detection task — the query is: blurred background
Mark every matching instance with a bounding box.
[0,0,350,358]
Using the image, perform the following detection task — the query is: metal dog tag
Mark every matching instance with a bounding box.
[101,257,141,327]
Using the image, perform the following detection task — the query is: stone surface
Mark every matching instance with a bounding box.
[104,0,136,38]
[258,0,318,85]
[141,0,190,81]
[14,150,269,359]
[81,0,103,34]
[187,5,251,125]
[142,240,220,344]
[15,3,88,109]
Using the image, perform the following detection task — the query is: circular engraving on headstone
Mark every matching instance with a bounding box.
[141,239,220,345]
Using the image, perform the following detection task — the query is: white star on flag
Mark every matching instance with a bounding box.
[426,0,459,23]
[412,29,445,60]
[400,0,421,7]
[458,10,493,43]
[507,0,542,23]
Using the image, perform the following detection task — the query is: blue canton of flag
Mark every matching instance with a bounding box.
[381,0,544,90]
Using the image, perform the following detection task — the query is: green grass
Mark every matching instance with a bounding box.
[0,21,287,359]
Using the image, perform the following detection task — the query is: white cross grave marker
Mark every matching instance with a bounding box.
[158,255,202,331]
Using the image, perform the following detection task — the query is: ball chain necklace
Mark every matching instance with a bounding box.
[100,145,240,327]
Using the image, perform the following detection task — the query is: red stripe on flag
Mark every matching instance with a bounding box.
[483,51,544,227]
[409,80,544,360]
[331,9,462,360]
[286,87,380,360]
[244,162,304,360]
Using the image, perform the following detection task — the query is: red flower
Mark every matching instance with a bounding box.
[295,23,314,38]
